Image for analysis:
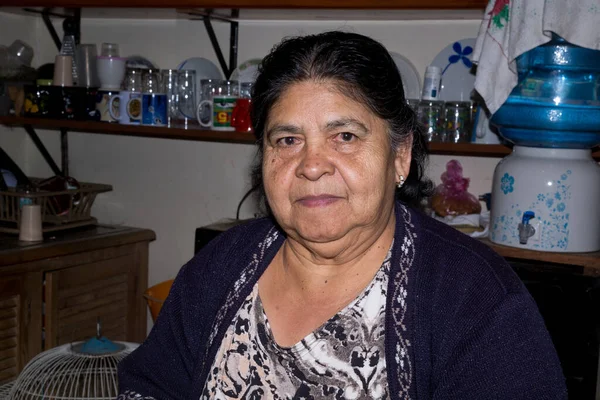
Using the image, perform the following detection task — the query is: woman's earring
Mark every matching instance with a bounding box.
[396,175,405,189]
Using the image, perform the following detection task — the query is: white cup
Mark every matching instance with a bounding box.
[53,55,74,87]
[97,56,127,90]
[19,204,43,242]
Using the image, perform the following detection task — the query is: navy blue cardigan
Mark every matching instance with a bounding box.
[118,202,567,399]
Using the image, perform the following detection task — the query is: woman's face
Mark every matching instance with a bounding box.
[262,80,411,248]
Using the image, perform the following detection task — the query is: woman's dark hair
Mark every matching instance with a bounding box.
[250,30,433,212]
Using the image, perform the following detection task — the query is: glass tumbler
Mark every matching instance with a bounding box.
[239,82,253,99]
[124,68,143,92]
[444,101,472,143]
[142,69,164,94]
[177,70,197,125]
[101,43,120,58]
[417,100,445,142]
[161,69,179,125]
[197,79,220,126]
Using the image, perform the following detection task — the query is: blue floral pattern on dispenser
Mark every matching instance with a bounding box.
[500,173,514,194]
[491,169,571,250]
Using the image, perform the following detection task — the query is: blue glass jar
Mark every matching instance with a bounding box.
[491,35,600,149]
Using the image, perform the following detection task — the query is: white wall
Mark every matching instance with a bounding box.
[0,12,501,313]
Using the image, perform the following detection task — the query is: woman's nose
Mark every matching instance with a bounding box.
[295,143,335,181]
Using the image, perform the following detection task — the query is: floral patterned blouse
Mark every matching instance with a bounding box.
[201,248,391,400]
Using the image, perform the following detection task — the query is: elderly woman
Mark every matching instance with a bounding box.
[118,31,566,399]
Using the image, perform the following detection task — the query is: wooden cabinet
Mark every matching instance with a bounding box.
[0,272,41,385]
[0,225,155,383]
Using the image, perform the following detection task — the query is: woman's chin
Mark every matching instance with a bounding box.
[294,223,348,245]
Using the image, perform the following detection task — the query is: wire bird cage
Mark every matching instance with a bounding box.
[2,333,138,400]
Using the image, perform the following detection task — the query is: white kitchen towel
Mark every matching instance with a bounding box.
[472,0,600,115]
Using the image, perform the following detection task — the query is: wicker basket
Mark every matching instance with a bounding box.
[0,178,112,234]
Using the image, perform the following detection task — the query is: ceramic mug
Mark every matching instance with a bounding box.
[24,85,60,118]
[58,86,87,120]
[197,95,237,131]
[83,87,101,121]
[141,93,168,126]
[95,89,119,122]
[109,91,142,125]
[231,98,252,132]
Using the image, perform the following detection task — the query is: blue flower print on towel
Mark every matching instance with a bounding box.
[500,173,514,194]
[443,42,473,74]
[557,202,566,212]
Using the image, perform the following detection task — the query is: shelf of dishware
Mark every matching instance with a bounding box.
[3,116,599,159]
[0,116,257,144]
[0,0,488,12]
[0,8,486,22]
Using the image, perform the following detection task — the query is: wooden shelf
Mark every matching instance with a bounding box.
[0,116,257,144]
[480,239,600,277]
[0,0,488,10]
[1,5,486,21]
[428,142,511,158]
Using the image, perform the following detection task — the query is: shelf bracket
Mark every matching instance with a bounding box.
[60,128,69,177]
[41,8,63,52]
[39,8,82,52]
[24,125,64,177]
[201,9,239,79]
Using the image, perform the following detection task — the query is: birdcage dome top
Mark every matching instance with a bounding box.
[5,337,138,400]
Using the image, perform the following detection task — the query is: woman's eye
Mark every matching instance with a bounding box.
[276,136,299,146]
[337,132,356,142]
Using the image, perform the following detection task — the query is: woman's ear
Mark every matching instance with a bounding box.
[394,135,413,183]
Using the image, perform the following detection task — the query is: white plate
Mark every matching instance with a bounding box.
[430,38,476,102]
[177,57,223,103]
[388,51,421,100]
[231,58,262,83]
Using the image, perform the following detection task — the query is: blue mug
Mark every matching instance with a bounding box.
[141,93,167,126]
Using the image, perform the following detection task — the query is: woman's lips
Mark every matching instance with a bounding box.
[296,195,342,208]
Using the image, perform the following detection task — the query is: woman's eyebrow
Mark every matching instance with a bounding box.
[265,124,302,139]
[324,118,369,134]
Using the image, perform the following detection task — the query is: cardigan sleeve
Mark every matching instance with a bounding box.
[431,291,568,399]
[116,218,277,400]
[116,260,205,400]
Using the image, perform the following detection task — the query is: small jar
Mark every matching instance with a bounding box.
[421,66,442,101]
[417,100,445,142]
[444,101,472,143]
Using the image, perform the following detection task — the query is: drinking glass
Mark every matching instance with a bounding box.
[239,82,253,99]
[177,70,196,124]
[417,100,445,142]
[444,101,472,143]
[101,43,120,58]
[142,69,164,94]
[161,69,179,125]
[124,68,143,92]
[197,79,220,126]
